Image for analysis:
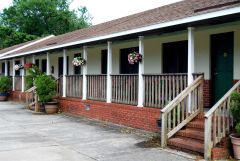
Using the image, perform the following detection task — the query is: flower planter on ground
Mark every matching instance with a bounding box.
[0,76,12,101]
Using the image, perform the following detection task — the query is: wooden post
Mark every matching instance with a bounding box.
[32,55,36,64]
[4,60,8,76]
[21,57,25,92]
[82,46,88,100]
[161,112,166,147]
[12,59,15,91]
[46,52,50,75]
[204,116,213,160]
[62,49,67,97]
[106,41,112,103]
[34,90,39,112]
[138,36,144,107]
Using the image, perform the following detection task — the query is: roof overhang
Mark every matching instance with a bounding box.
[1,6,240,60]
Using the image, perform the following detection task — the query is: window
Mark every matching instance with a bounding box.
[7,61,10,76]
[58,56,69,77]
[15,60,20,76]
[1,62,5,74]
[120,47,139,74]
[101,50,107,74]
[41,59,47,73]
[74,53,81,75]
[162,40,188,73]
[35,59,39,67]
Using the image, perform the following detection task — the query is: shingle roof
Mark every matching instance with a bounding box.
[1,0,240,58]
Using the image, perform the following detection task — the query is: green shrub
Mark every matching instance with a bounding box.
[236,123,240,134]
[0,76,12,93]
[26,65,42,90]
[35,74,56,104]
[230,92,240,134]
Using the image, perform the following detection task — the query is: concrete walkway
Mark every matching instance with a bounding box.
[0,101,195,161]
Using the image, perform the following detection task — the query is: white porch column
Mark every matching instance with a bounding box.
[106,41,112,103]
[12,59,15,91]
[46,52,50,75]
[32,55,36,64]
[4,60,8,76]
[137,36,144,107]
[21,57,25,92]
[62,49,67,97]
[188,27,195,85]
[82,46,88,100]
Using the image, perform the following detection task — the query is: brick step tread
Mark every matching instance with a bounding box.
[196,113,205,119]
[186,120,204,129]
[168,137,204,154]
[176,128,204,141]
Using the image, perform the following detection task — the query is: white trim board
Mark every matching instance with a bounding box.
[1,6,240,59]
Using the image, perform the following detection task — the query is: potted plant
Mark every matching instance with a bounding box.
[230,91,240,159]
[35,74,58,114]
[72,57,86,66]
[128,51,142,65]
[0,76,12,101]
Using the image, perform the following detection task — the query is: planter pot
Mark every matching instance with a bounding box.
[45,102,58,114]
[0,93,8,101]
[230,134,240,159]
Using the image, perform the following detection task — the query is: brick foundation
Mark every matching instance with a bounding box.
[9,91,27,102]
[59,97,161,132]
[211,137,232,160]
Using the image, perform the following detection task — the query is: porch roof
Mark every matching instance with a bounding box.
[1,0,240,59]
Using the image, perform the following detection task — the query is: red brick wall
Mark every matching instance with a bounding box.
[9,91,27,102]
[203,80,211,108]
[59,97,161,132]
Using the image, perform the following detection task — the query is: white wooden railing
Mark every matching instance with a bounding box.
[14,76,22,91]
[25,86,39,112]
[111,74,138,105]
[143,74,188,108]
[161,75,204,147]
[204,80,240,160]
[66,75,83,98]
[86,74,107,101]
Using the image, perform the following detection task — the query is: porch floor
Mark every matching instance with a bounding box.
[0,101,195,161]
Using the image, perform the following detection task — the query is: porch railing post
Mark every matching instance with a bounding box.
[46,52,50,75]
[21,57,25,92]
[188,27,195,85]
[32,55,36,64]
[4,60,8,76]
[82,46,88,100]
[62,49,67,97]
[12,58,15,91]
[106,41,112,103]
[188,27,195,112]
[137,36,144,107]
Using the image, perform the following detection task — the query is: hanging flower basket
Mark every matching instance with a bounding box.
[128,52,142,65]
[14,64,23,70]
[24,63,33,69]
[72,57,86,66]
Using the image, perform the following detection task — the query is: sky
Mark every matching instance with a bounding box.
[0,0,182,25]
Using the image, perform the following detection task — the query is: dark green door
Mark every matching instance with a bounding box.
[211,32,234,104]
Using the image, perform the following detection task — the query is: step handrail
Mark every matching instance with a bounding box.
[161,75,204,147]
[204,80,240,160]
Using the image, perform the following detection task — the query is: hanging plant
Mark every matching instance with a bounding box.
[24,63,33,69]
[128,51,142,65]
[14,64,23,70]
[72,57,86,66]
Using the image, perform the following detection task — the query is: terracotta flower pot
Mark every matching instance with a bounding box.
[44,102,58,114]
[0,93,8,101]
[230,133,240,159]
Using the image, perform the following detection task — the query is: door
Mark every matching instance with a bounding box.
[58,57,69,77]
[211,32,233,104]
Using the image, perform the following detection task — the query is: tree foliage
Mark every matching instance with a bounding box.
[0,0,92,37]
[0,25,37,49]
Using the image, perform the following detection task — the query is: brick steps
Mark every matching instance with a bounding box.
[168,137,204,154]
[167,113,204,155]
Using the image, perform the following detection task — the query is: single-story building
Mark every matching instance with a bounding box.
[0,0,240,159]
